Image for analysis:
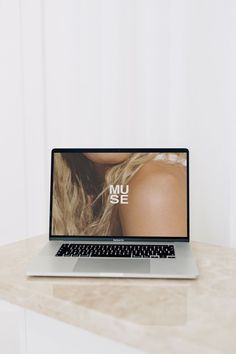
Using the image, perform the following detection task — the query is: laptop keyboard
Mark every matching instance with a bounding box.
[55,244,175,258]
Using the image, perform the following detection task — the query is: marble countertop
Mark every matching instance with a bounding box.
[0,235,235,354]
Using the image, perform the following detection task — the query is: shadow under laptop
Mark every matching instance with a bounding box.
[52,281,188,326]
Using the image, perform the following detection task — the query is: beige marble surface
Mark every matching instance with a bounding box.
[0,236,235,354]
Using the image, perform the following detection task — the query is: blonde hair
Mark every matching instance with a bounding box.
[52,152,185,236]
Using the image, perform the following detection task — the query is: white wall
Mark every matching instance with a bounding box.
[0,0,236,246]
[0,0,28,245]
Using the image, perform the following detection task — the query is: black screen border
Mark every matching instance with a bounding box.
[49,148,190,243]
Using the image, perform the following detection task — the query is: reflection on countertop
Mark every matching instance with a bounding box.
[53,283,187,326]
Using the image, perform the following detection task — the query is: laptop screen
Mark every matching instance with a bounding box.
[50,149,189,240]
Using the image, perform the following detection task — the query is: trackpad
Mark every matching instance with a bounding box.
[74,258,150,274]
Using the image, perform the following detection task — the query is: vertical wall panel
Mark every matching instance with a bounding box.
[0,0,47,244]
[44,0,170,150]
[20,0,48,237]
[168,0,232,246]
[0,0,27,245]
[227,0,236,247]
[44,0,103,149]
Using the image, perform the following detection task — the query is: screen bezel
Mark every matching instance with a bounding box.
[49,148,190,242]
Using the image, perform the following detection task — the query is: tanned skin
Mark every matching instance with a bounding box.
[119,160,187,237]
[83,153,187,237]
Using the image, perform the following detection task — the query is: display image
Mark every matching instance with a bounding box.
[52,151,188,237]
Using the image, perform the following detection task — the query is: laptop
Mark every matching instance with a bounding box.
[27,148,198,279]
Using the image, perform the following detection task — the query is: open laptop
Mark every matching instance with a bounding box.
[27,148,198,278]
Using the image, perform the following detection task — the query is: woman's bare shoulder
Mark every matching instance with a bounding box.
[130,160,186,192]
[119,160,187,236]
